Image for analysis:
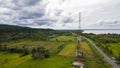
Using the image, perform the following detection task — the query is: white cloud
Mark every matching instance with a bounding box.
[87,19,120,29]
[0,0,120,29]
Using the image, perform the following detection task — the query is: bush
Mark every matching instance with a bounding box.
[31,47,50,60]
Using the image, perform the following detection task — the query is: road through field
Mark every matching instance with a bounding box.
[85,37,120,68]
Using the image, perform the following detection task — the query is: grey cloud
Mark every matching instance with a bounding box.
[34,19,57,26]
[35,20,49,25]
[0,0,14,8]
[13,20,27,25]
[19,11,45,19]
[54,9,63,16]
[63,17,74,23]
[2,13,12,16]
[0,0,48,26]
[98,19,120,26]
[13,0,41,7]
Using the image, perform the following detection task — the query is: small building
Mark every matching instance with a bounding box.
[72,61,84,68]
[72,56,84,68]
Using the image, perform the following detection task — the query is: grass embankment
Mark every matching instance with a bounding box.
[101,43,120,57]
[59,42,76,57]
[83,37,111,68]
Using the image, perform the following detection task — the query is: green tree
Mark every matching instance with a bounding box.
[31,47,50,60]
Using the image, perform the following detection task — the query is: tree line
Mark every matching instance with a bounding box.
[84,33,120,43]
[0,44,50,60]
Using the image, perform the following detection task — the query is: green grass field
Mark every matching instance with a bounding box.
[0,36,74,68]
[0,36,112,68]
[3,40,54,49]
[0,52,73,68]
[58,42,76,57]
[0,52,30,68]
[109,43,120,57]
[50,36,76,42]
[98,43,120,57]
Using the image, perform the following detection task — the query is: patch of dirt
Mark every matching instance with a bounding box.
[45,45,54,50]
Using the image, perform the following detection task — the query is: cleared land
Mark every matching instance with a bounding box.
[1,40,55,49]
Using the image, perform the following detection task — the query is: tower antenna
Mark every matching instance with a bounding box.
[79,12,81,31]
[77,12,81,49]
[72,12,84,68]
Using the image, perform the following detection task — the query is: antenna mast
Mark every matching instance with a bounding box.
[77,12,81,50]
[78,12,81,36]
[72,12,84,68]
[79,12,81,32]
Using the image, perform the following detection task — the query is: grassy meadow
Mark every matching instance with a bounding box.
[0,36,75,68]
[0,52,73,68]
[58,42,76,57]
[99,43,120,57]
[0,36,111,68]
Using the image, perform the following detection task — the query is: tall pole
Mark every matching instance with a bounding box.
[77,12,81,51]
[72,12,84,68]
[79,12,81,32]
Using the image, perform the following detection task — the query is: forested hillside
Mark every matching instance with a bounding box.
[0,24,54,42]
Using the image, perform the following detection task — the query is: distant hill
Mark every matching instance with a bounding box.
[0,24,54,42]
[0,24,54,33]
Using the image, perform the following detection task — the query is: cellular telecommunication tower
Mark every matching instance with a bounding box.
[72,12,84,68]
[77,12,82,57]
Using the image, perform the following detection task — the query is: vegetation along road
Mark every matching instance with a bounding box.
[85,37,120,68]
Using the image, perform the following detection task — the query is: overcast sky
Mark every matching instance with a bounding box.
[0,0,120,29]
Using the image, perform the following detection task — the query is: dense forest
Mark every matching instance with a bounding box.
[0,24,55,42]
[0,24,74,42]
